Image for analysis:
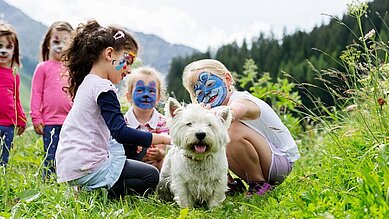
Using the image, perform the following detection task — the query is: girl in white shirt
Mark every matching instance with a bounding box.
[55,20,170,198]
[182,59,299,196]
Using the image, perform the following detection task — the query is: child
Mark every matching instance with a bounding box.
[30,21,74,179]
[55,20,171,198]
[0,22,26,167]
[182,59,300,196]
[124,66,169,170]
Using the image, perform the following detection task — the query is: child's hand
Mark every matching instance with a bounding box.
[136,146,143,154]
[16,126,25,136]
[145,145,165,161]
[199,102,211,109]
[33,124,44,135]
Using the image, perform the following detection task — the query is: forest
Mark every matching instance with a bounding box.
[166,0,389,110]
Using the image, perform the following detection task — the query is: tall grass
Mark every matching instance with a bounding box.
[1,1,388,218]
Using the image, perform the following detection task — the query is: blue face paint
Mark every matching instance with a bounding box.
[132,80,157,109]
[193,72,227,108]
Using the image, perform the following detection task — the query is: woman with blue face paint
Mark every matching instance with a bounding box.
[124,66,169,171]
[182,59,300,197]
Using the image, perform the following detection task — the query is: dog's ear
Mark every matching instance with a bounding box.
[216,106,233,128]
[165,97,182,118]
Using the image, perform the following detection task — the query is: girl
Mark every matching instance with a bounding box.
[0,22,26,167]
[55,20,170,198]
[30,21,74,179]
[124,66,169,171]
[182,59,300,196]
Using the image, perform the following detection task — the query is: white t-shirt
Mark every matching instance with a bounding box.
[228,91,300,162]
[56,74,117,182]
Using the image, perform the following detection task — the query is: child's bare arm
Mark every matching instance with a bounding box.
[229,98,260,121]
[151,133,171,146]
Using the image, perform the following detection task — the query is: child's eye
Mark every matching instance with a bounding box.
[205,80,215,87]
[195,90,203,97]
[52,40,60,45]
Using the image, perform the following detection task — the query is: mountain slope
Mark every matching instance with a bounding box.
[0,0,197,111]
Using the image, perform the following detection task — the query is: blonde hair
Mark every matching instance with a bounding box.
[182,59,235,103]
[126,66,166,101]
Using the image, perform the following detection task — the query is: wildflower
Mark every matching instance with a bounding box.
[347,0,368,18]
[377,97,386,108]
[364,29,376,40]
[345,104,358,112]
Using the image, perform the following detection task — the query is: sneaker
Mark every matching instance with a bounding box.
[227,178,246,196]
[246,181,272,197]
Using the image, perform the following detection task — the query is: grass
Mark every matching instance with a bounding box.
[0,107,387,218]
[1,1,388,218]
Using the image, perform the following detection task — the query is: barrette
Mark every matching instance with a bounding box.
[113,30,125,40]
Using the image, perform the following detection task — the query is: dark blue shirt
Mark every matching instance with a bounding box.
[97,90,152,147]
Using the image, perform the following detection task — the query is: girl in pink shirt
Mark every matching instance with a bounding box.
[0,22,26,166]
[30,21,74,179]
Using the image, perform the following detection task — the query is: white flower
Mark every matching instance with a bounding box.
[364,29,376,40]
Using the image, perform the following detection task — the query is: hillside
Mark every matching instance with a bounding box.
[0,0,197,111]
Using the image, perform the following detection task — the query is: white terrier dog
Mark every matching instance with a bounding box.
[157,98,232,208]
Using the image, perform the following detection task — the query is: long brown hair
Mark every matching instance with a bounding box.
[62,20,139,101]
[0,22,20,67]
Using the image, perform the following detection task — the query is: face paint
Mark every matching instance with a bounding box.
[0,37,14,65]
[193,72,227,108]
[113,51,136,71]
[132,80,157,109]
[50,35,69,54]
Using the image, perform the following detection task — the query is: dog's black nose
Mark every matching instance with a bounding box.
[195,132,206,140]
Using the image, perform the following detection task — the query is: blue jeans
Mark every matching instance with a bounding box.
[42,125,62,179]
[0,126,15,166]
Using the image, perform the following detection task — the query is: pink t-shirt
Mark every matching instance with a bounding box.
[30,60,72,125]
[0,66,26,127]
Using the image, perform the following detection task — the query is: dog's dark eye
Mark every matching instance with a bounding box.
[207,123,212,127]
[186,122,192,127]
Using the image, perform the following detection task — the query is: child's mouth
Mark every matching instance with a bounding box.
[208,94,217,104]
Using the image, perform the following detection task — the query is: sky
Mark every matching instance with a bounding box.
[5,0,353,52]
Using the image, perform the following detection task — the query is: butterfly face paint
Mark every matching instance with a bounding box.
[132,80,157,109]
[0,36,14,65]
[194,72,227,108]
[112,51,136,71]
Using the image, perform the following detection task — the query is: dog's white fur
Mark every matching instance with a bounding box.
[157,98,232,208]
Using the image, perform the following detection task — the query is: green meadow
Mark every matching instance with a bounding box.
[1,2,388,218]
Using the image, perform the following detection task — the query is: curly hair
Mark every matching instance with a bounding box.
[62,20,139,100]
[41,21,74,61]
[0,21,20,67]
